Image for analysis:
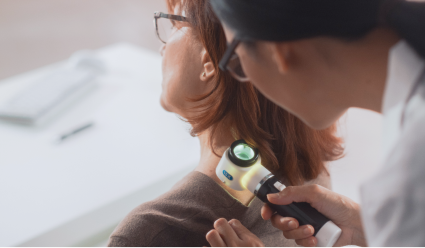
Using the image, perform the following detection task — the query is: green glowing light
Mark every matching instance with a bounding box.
[233,144,255,160]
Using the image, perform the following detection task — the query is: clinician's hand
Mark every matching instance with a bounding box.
[261,184,366,247]
[206,218,264,247]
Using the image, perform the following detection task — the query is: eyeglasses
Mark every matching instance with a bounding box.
[153,11,188,44]
[219,37,249,82]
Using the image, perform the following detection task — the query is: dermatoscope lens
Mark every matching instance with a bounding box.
[228,140,259,167]
[233,144,255,160]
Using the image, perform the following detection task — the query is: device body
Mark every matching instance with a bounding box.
[216,140,342,247]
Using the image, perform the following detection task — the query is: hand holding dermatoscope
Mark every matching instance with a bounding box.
[216,140,342,247]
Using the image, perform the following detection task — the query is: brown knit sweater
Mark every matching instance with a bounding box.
[108,171,330,247]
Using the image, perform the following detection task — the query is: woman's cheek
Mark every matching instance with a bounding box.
[158,27,203,117]
[160,43,177,112]
[160,93,172,112]
[160,48,185,114]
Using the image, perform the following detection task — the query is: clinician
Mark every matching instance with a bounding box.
[207,0,425,246]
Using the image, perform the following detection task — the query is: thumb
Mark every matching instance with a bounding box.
[267,184,323,209]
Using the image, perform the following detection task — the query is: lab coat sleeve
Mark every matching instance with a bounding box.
[360,109,425,246]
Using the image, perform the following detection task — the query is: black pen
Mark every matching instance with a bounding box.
[58,122,94,142]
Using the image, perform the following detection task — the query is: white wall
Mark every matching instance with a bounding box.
[0,0,166,80]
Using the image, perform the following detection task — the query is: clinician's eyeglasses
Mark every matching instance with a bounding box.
[153,12,188,44]
[219,38,249,82]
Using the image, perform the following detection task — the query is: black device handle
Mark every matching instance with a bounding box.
[256,176,329,236]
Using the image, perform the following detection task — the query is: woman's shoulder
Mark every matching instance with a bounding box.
[108,224,206,247]
[108,217,207,247]
[107,202,178,246]
[107,171,236,246]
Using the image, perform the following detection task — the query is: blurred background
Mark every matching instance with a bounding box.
[0,0,165,80]
[0,0,383,247]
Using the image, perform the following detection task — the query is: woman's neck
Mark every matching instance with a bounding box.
[194,130,255,206]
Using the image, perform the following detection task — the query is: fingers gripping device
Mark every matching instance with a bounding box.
[216,140,342,247]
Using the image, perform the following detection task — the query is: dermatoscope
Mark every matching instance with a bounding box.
[216,140,342,247]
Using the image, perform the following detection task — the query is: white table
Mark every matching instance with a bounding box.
[0,43,200,246]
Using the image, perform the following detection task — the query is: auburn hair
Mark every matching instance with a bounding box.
[166,0,344,186]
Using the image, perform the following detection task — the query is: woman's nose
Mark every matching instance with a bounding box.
[159,44,165,56]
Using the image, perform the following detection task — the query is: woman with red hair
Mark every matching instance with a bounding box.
[107,0,343,246]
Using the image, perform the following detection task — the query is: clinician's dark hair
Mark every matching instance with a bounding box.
[210,0,425,58]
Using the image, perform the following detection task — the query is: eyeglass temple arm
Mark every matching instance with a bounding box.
[154,12,188,22]
[219,38,240,72]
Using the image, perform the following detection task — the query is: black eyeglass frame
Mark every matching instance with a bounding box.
[154,11,188,44]
[219,37,249,82]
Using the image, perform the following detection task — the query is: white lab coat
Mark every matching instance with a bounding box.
[361,41,425,246]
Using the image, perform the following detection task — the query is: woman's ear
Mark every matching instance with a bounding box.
[269,42,291,74]
[200,50,216,81]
